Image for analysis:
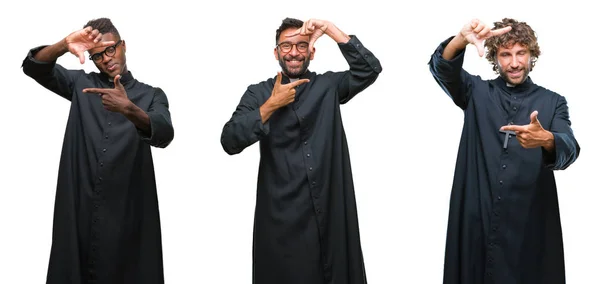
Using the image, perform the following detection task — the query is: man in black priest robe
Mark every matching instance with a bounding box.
[22,18,174,284]
[221,17,382,284]
[429,17,580,284]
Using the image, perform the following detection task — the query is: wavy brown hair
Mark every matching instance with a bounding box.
[484,18,541,73]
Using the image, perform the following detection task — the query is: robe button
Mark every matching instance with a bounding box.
[499,180,503,185]
[304,141,308,145]
[497,196,502,200]
[309,167,313,171]
[108,122,111,126]
[513,106,517,111]
[307,153,311,157]
[502,164,506,169]
[102,148,106,152]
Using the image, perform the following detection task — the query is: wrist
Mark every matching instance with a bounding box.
[451,34,469,49]
[265,97,279,110]
[59,38,69,53]
[324,22,350,43]
[543,131,555,150]
[122,100,136,116]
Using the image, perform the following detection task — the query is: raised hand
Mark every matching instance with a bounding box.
[461,19,512,57]
[65,26,115,64]
[267,71,310,109]
[499,111,554,149]
[82,75,132,113]
[286,19,329,51]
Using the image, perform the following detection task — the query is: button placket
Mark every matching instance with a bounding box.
[89,115,113,281]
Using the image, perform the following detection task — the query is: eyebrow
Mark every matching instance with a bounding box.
[279,41,308,44]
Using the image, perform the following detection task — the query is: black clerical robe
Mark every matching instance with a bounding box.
[221,35,381,284]
[429,37,580,284]
[22,46,174,284]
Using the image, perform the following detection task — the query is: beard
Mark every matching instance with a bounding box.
[498,60,531,86]
[278,52,311,78]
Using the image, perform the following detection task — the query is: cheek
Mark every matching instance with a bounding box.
[496,58,506,69]
[518,56,528,65]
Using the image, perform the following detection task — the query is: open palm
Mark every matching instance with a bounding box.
[65,26,115,64]
[461,19,512,57]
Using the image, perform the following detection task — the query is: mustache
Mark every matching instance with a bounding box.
[283,55,305,61]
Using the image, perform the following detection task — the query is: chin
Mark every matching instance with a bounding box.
[512,77,526,85]
[106,70,120,78]
[286,68,307,78]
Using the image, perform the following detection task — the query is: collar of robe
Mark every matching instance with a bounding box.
[494,75,538,95]
[279,69,314,85]
[99,70,135,85]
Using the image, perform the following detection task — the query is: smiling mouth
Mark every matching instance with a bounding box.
[286,60,303,67]
[508,69,522,77]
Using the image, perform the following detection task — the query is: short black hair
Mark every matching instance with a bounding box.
[83,18,121,39]
[275,18,303,45]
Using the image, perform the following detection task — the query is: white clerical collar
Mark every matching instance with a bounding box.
[289,78,299,83]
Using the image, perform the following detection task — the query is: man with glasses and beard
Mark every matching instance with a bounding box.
[221,17,381,284]
[21,18,173,284]
[429,18,580,284]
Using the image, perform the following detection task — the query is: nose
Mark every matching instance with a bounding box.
[101,52,112,63]
[509,55,519,68]
[288,45,300,56]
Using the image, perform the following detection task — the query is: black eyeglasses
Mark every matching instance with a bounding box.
[89,40,122,63]
[277,41,309,53]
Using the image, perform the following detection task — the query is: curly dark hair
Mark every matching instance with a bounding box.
[484,18,541,73]
[83,18,121,39]
[275,18,303,45]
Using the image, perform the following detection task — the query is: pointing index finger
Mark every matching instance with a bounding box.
[490,26,512,37]
[286,28,302,37]
[97,40,116,48]
[83,87,110,94]
[500,124,526,132]
[288,78,310,88]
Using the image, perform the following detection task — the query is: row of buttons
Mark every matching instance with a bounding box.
[89,118,112,280]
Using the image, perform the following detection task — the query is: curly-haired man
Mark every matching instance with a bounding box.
[429,18,580,284]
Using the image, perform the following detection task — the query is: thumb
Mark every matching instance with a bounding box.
[114,75,123,89]
[78,51,85,64]
[309,38,317,53]
[475,41,485,57]
[275,71,282,86]
[530,110,539,125]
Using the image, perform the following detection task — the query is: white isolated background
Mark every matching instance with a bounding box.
[0,0,598,283]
